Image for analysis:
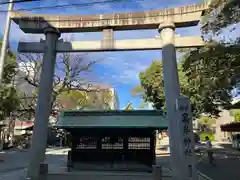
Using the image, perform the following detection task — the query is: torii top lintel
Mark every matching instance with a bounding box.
[10,1,209,34]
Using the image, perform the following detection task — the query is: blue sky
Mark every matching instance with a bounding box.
[0,0,238,109]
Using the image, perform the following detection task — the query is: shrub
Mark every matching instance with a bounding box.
[198,132,214,141]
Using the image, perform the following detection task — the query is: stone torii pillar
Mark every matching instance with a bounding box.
[158,21,197,180]
[27,27,60,180]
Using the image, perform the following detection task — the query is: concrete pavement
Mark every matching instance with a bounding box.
[0,147,67,173]
[2,146,240,180]
[197,148,240,180]
[0,149,29,173]
[0,148,67,180]
[0,148,172,180]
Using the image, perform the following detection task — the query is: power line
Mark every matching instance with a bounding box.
[0,0,40,5]
[0,0,125,12]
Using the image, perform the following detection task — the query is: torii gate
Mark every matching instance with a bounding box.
[11,1,209,180]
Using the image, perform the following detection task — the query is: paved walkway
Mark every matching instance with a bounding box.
[0,169,26,180]
[2,145,240,180]
[0,147,66,173]
[197,149,240,180]
[0,148,172,180]
[156,142,240,180]
[0,149,29,173]
[0,148,67,180]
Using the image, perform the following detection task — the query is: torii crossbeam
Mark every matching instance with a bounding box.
[10,1,209,33]
[18,36,204,53]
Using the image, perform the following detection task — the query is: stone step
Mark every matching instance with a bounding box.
[47,171,172,180]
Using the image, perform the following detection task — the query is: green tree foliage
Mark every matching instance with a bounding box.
[202,0,240,35]
[138,102,149,109]
[57,89,114,110]
[0,86,20,120]
[198,0,240,94]
[133,0,239,117]
[234,110,240,122]
[0,46,20,120]
[179,0,240,115]
[138,60,198,116]
[137,59,230,117]
[56,90,87,109]
[198,116,216,128]
[139,61,165,110]
[85,90,114,110]
[182,41,240,111]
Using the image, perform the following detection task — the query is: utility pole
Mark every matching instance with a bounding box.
[0,0,14,84]
[0,0,14,152]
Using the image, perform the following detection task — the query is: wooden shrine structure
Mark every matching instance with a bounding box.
[55,110,167,171]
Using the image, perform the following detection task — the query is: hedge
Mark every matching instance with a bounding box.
[198,132,214,141]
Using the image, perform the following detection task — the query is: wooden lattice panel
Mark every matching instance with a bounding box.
[128,137,150,149]
[76,136,97,149]
[101,136,123,149]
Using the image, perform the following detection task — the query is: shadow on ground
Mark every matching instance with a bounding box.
[3,146,240,180]
[218,143,236,150]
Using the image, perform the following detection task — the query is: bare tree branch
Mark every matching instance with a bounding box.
[16,41,106,115]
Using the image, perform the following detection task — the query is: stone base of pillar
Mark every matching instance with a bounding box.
[0,156,4,162]
[152,165,162,180]
[26,162,48,180]
[39,163,48,180]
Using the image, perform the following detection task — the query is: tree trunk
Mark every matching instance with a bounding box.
[7,118,16,147]
[0,127,4,150]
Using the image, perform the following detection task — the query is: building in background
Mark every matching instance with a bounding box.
[61,83,120,111]
[108,88,120,110]
[193,98,240,141]
[14,121,34,136]
[217,99,240,141]
[82,85,120,110]
[214,109,234,141]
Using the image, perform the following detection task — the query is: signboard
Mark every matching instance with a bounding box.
[176,96,198,180]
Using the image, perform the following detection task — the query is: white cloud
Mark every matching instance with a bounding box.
[0,0,204,88]
[93,51,155,85]
[137,0,203,10]
[215,22,240,42]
